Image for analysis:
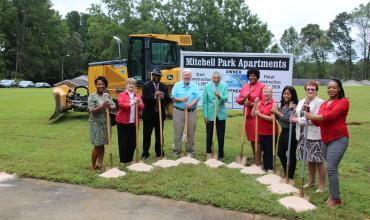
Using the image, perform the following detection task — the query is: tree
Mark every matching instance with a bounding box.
[328,12,356,79]
[269,43,282,53]
[161,0,273,52]
[351,2,370,79]
[280,26,302,58]
[300,24,333,78]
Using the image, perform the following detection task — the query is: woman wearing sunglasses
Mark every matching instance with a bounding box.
[290,80,326,193]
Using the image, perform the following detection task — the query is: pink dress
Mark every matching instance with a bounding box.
[236,81,265,142]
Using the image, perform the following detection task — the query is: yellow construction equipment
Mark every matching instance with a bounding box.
[50,34,192,120]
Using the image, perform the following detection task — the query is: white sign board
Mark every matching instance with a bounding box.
[180,51,293,109]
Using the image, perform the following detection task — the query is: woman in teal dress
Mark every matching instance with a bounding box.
[88,76,116,171]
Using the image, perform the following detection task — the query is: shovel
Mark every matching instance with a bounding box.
[285,108,294,183]
[207,95,218,160]
[105,108,113,168]
[235,104,247,165]
[272,113,276,173]
[299,111,309,198]
[254,101,260,166]
[182,108,188,157]
[158,97,164,160]
[134,103,140,163]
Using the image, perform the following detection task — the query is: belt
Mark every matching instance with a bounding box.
[175,106,196,112]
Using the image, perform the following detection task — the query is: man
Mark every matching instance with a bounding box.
[141,68,170,159]
[203,71,228,161]
[171,69,200,157]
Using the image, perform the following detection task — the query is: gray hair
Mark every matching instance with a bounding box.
[212,71,221,78]
[126,78,136,86]
[182,69,192,76]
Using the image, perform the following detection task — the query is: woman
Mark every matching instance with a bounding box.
[237,68,265,163]
[290,80,326,192]
[271,86,299,183]
[88,76,116,171]
[116,78,144,164]
[252,86,278,173]
[306,79,349,207]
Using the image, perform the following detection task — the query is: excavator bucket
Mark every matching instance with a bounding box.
[49,85,72,121]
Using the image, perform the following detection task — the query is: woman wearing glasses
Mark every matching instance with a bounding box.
[290,80,326,193]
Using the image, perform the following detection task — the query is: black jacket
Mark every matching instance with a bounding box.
[141,80,171,121]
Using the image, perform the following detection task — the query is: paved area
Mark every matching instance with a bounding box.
[0,176,283,220]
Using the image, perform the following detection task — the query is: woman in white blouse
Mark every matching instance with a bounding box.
[291,80,326,192]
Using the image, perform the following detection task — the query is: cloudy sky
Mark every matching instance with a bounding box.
[51,0,368,42]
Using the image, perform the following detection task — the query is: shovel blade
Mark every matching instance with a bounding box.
[235,155,247,165]
[206,153,218,160]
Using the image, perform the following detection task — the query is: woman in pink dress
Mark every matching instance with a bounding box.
[237,68,265,163]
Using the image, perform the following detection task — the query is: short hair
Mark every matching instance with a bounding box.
[330,79,345,99]
[304,80,319,91]
[263,85,272,93]
[280,86,299,106]
[247,68,260,79]
[95,76,108,87]
[212,71,221,78]
[126,78,136,85]
[182,68,192,75]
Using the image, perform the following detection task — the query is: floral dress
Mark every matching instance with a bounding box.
[88,93,116,146]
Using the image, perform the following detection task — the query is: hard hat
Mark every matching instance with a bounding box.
[151,68,162,76]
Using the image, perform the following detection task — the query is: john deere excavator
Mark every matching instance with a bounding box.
[50,34,192,120]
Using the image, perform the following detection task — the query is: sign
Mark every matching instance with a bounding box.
[180,51,293,109]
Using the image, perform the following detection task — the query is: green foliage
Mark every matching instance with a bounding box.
[328,12,356,79]
[0,87,369,220]
[351,2,370,80]
[300,24,333,78]
[1,0,370,82]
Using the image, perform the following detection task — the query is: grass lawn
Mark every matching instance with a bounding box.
[0,87,369,220]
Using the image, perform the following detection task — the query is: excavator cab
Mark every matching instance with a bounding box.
[50,34,192,121]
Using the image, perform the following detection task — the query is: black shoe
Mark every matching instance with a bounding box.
[156,153,165,158]
[217,156,224,161]
[141,155,149,160]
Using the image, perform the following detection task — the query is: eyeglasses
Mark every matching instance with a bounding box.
[306,88,316,92]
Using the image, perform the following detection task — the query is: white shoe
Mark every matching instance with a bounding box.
[315,188,325,193]
[303,182,314,188]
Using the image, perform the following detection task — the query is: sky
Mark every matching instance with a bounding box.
[51,0,368,43]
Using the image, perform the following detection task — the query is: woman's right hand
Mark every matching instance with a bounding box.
[102,99,110,108]
[289,116,298,123]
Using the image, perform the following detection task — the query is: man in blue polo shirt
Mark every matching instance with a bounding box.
[171,69,200,157]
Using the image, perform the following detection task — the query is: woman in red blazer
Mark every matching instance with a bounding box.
[306,79,349,207]
[116,78,144,163]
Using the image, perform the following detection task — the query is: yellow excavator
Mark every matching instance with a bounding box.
[50,34,192,120]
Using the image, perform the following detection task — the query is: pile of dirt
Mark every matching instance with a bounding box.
[240,165,265,175]
[152,159,180,168]
[204,159,225,168]
[279,196,316,212]
[99,168,126,178]
[127,162,154,172]
[176,157,201,165]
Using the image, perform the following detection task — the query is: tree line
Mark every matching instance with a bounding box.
[0,0,369,84]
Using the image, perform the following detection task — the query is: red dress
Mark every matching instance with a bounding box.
[236,81,265,141]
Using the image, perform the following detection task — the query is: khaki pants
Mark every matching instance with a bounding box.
[173,108,197,156]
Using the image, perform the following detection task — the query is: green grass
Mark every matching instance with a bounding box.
[0,87,369,220]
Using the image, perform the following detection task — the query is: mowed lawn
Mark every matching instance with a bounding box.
[0,87,369,220]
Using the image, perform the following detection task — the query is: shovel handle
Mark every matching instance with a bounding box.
[135,103,139,163]
[106,108,113,168]
[158,98,163,159]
